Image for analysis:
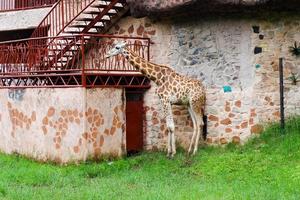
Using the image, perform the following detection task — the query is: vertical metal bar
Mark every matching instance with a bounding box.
[49,13,53,36]
[68,0,71,22]
[81,35,86,87]
[61,0,64,31]
[147,39,150,61]
[55,7,58,36]
[279,58,285,133]
[46,17,49,36]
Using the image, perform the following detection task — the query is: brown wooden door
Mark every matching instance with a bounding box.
[126,92,143,155]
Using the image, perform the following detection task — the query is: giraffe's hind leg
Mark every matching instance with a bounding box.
[193,112,204,155]
[190,99,204,155]
[188,106,198,155]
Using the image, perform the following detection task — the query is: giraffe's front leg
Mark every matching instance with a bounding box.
[159,96,176,158]
[166,114,176,157]
[167,125,172,157]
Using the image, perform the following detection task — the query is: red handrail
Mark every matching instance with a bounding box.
[0,0,57,12]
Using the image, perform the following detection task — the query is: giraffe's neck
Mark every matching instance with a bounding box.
[123,47,171,85]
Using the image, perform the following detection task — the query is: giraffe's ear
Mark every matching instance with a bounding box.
[112,40,118,45]
[120,41,127,47]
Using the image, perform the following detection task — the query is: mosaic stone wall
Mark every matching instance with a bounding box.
[0,88,126,163]
[111,13,300,150]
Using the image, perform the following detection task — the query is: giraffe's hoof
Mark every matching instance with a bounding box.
[167,151,172,158]
[171,151,176,158]
[192,150,198,156]
[167,152,175,159]
[171,150,176,158]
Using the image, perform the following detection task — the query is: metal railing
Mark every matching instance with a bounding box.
[0,0,57,12]
[0,34,151,88]
[31,0,122,39]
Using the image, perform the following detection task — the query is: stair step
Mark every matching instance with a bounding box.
[80,32,100,35]
[54,60,68,64]
[83,10,116,16]
[47,46,79,52]
[48,54,74,57]
[57,58,73,62]
[68,24,104,29]
[97,1,124,5]
[44,59,72,64]
[75,16,110,22]
[48,48,78,52]
[64,30,84,34]
[62,32,98,37]
[91,3,123,9]
[48,47,78,52]
[48,43,79,47]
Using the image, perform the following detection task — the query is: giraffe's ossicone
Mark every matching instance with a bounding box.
[106,41,206,157]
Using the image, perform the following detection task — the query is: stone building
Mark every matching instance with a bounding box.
[0,0,299,163]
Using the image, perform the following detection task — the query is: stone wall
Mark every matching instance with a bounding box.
[110,13,300,150]
[0,88,125,163]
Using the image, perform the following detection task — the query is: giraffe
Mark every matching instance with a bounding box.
[105,41,206,157]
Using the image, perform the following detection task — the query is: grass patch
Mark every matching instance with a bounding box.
[0,117,300,199]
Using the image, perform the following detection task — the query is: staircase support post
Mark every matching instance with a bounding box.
[279,58,285,134]
[81,35,86,87]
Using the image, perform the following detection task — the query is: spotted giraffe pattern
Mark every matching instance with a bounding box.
[107,41,206,157]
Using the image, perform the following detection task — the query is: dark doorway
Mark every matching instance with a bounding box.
[0,28,34,42]
[203,115,207,140]
[126,90,144,156]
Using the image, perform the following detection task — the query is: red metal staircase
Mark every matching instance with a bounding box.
[31,0,128,38]
[31,0,129,70]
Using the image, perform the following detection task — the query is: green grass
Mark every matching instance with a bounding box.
[1,118,300,200]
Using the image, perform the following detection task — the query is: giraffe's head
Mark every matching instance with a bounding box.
[105,41,128,58]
